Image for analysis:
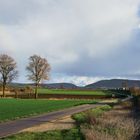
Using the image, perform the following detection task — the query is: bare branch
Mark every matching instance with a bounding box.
[26,55,51,98]
[0,54,18,97]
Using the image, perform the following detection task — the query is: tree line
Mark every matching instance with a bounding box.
[0,54,50,99]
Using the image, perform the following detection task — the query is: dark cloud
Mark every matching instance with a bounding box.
[55,30,140,79]
[0,0,140,85]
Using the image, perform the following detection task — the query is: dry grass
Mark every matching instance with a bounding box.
[21,116,75,132]
[82,102,140,140]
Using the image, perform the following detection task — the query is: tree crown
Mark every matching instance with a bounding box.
[0,54,18,83]
[26,55,50,84]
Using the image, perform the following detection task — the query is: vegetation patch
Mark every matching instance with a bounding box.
[82,101,140,140]
[2,129,84,140]
[72,105,112,125]
[70,102,140,140]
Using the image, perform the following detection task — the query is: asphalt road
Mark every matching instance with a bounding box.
[0,104,102,138]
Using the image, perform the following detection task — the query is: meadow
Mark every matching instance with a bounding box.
[37,88,112,96]
[0,99,97,122]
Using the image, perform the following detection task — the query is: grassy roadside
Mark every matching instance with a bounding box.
[81,101,140,140]
[1,129,84,140]
[0,99,97,122]
[72,105,112,124]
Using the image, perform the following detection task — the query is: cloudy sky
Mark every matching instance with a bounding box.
[0,0,140,86]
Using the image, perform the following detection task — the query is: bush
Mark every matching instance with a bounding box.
[99,105,112,111]
[72,112,87,124]
[72,105,112,125]
[89,105,112,117]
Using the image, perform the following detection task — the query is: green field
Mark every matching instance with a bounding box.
[37,89,112,96]
[0,99,97,122]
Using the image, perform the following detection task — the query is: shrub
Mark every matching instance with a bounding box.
[99,105,112,111]
[72,112,87,124]
[72,105,112,125]
[82,103,140,140]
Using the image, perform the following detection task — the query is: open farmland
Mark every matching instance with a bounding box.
[2,89,128,99]
[37,89,112,96]
[0,99,97,122]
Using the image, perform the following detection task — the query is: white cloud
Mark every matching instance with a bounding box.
[49,74,105,86]
[49,74,138,86]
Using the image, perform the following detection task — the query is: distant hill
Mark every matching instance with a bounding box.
[10,83,79,89]
[85,79,140,89]
[42,83,78,89]
[9,79,140,89]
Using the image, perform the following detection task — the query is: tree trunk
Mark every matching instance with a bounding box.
[35,83,38,99]
[2,83,6,97]
[15,90,18,99]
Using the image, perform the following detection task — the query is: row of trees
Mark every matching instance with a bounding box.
[0,54,50,98]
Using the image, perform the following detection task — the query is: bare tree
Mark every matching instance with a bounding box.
[0,54,18,97]
[26,55,51,99]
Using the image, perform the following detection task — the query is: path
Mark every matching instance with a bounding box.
[0,104,102,138]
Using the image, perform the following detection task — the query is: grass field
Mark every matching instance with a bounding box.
[37,89,112,96]
[0,99,97,122]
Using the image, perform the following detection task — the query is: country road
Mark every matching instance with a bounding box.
[0,104,103,138]
[0,96,132,138]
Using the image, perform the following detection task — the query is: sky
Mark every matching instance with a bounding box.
[0,0,140,86]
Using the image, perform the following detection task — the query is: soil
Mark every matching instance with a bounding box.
[21,116,75,132]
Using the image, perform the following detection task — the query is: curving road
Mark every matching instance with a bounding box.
[0,96,133,138]
[0,104,102,138]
